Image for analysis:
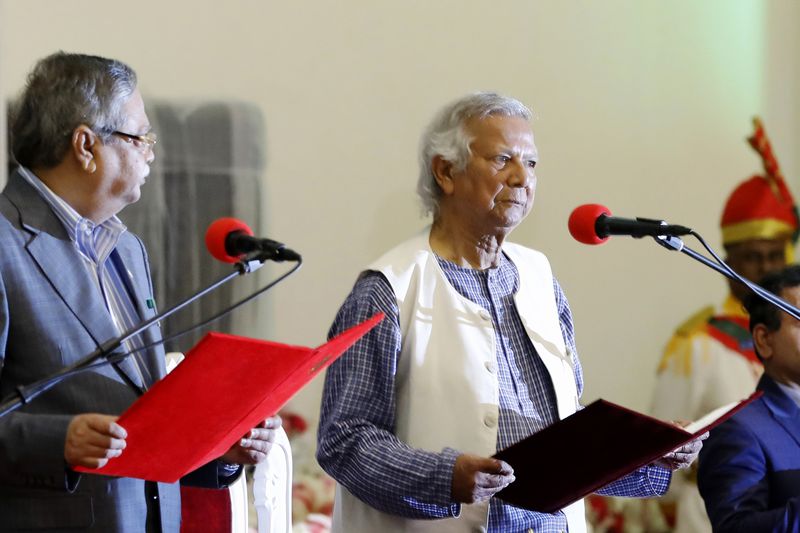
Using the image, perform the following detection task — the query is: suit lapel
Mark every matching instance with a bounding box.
[115,238,165,385]
[761,375,800,448]
[7,172,145,392]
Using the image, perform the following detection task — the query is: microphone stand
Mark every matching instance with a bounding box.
[653,234,800,321]
[0,258,266,418]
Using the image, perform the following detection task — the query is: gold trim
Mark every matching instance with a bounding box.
[721,219,794,244]
[722,295,748,318]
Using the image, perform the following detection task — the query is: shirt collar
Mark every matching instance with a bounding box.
[775,380,800,409]
[18,166,127,260]
[436,251,512,275]
[435,252,519,292]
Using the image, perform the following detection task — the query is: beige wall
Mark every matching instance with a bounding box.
[2,1,798,430]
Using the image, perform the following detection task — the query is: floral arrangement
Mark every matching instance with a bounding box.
[586,495,672,533]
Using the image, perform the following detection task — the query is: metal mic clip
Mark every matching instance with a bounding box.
[654,234,685,252]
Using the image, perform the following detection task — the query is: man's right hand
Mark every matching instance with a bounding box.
[451,453,515,504]
[64,414,127,469]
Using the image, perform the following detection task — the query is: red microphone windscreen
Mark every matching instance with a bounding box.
[205,217,254,263]
[568,204,612,245]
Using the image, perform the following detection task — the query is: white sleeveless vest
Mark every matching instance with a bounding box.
[332,233,586,533]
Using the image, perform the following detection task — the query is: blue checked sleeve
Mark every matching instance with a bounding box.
[553,277,584,398]
[595,464,671,497]
[316,271,461,518]
[554,279,672,498]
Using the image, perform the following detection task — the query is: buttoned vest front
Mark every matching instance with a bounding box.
[332,233,586,533]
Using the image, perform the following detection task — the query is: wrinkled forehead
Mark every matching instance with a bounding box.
[120,89,151,129]
[465,114,537,155]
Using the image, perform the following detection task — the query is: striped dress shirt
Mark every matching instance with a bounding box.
[19,167,152,386]
[19,167,240,483]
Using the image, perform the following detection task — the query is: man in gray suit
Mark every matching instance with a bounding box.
[0,52,279,531]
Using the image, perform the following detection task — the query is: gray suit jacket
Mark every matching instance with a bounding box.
[0,169,220,532]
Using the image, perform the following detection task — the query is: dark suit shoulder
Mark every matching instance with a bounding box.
[701,398,775,467]
[0,189,23,231]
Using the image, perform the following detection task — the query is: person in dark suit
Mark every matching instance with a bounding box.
[0,52,279,532]
[698,264,800,533]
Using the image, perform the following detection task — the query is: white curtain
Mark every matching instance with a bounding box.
[123,100,265,352]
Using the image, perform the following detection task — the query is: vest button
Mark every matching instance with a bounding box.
[478,310,491,321]
[484,361,495,373]
[483,414,497,428]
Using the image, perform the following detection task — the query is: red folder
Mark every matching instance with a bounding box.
[76,313,383,482]
[494,391,761,513]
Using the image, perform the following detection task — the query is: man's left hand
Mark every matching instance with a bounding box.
[655,432,708,470]
[220,415,282,466]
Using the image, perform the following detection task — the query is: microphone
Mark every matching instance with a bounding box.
[205,218,301,263]
[568,203,692,245]
[1,217,307,418]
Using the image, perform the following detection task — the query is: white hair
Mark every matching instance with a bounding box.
[416,92,532,217]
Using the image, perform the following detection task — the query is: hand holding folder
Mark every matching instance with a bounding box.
[75,313,383,482]
[494,392,760,513]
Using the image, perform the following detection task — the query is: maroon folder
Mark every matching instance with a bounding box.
[76,313,383,482]
[494,392,761,513]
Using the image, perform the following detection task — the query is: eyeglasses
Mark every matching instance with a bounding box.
[112,130,158,150]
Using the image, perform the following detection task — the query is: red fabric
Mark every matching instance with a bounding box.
[721,118,797,231]
[748,117,783,183]
[586,495,625,532]
[705,316,761,365]
[180,486,231,533]
[720,175,797,229]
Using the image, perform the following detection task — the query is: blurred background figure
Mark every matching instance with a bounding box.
[698,264,800,532]
[650,118,800,533]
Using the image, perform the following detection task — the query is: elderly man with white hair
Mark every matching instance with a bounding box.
[317,92,702,532]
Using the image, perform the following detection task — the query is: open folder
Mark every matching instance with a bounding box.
[494,391,761,514]
[76,313,384,482]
